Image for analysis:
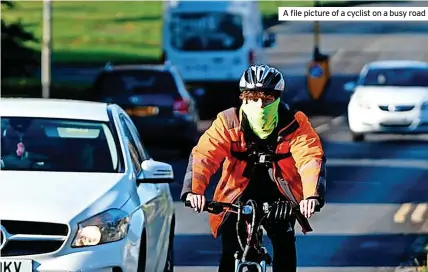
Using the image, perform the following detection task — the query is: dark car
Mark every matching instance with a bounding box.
[91,62,200,157]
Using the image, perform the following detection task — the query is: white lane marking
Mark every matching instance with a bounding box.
[314,115,345,134]
[327,158,428,170]
[394,203,413,223]
[315,123,331,134]
[411,203,428,224]
[330,48,347,64]
[331,115,346,126]
[393,203,428,224]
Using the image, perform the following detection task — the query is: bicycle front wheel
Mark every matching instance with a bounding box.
[236,262,264,272]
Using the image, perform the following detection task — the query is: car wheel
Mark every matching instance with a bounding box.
[351,132,365,142]
[137,229,147,272]
[164,218,175,272]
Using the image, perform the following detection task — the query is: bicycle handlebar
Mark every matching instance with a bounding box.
[184,200,320,215]
[184,200,254,215]
[185,199,321,263]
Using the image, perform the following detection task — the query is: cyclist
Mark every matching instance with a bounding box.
[181,64,327,272]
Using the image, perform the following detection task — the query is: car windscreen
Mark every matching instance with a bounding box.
[1,117,120,173]
[169,12,244,51]
[359,67,428,87]
[94,70,179,97]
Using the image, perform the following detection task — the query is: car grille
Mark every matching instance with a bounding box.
[0,220,69,256]
[379,105,415,112]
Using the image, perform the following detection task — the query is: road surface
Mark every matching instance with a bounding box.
[147,115,428,272]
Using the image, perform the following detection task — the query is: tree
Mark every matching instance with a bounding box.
[1,0,39,78]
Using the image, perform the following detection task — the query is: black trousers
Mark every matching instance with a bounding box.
[218,212,297,272]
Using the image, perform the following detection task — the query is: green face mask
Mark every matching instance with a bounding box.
[240,98,280,139]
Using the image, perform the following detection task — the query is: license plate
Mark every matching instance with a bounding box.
[382,118,409,125]
[126,106,159,117]
[0,259,32,272]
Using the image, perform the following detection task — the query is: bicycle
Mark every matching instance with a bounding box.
[185,199,320,272]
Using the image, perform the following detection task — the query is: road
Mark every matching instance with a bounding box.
[147,116,428,272]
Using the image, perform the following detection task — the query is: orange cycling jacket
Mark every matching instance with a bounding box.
[181,103,327,238]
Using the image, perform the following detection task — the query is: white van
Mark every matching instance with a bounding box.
[162,0,276,86]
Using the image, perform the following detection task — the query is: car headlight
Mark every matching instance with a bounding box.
[422,101,428,110]
[351,94,373,110]
[71,209,130,248]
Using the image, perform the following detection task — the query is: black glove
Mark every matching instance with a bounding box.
[268,200,294,222]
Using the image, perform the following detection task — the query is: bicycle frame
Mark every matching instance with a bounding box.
[233,200,272,272]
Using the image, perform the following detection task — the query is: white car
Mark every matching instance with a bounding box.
[0,98,175,272]
[345,60,428,141]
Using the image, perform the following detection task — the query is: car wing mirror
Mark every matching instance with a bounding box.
[344,81,357,93]
[136,159,174,184]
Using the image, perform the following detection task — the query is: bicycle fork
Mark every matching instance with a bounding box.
[233,244,272,272]
[234,260,265,272]
[233,202,273,271]
[233,250,269,272]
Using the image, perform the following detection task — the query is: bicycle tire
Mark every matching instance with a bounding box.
[236,262,264,272]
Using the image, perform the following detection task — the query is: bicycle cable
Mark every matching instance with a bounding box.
[236,200,259,252]
[236,204,245,251]
[248,200,257,243]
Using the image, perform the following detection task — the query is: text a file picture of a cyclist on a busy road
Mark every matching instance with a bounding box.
[1,1,428,272]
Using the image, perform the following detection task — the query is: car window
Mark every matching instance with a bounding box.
[122,116,150,160]
[120,116,143,173]
[359,67,428,87]
[0,117,120,173]
[170,12,244,51]
[95,70,180,97]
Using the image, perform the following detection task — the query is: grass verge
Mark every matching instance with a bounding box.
[3,0,346,65]
[1,78,92,100]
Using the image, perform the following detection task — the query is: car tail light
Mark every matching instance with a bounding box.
[173,98,189,114]
[248,50,254,65]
